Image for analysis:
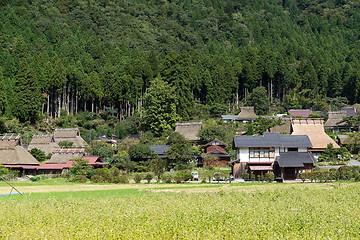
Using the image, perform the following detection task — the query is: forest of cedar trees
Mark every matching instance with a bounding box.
[0,0,359,125]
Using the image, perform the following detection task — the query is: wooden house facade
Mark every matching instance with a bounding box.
[231,133,315,180]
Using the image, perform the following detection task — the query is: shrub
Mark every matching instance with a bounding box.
[144,174,153,183]
[174,175,184,183]
[242,173,249,181]
[299,172,307,182]
[133,174,142,183]
[91,175,104,183]
[113,175,129,184]
[30,176,41,182]
[264,172,274,183]
[95,168,112,183]
[75,175,87,183]
[162,174,173,183]
[180,170,193,182]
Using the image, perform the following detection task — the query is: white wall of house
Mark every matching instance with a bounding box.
[236,146,310,163]
[238,148,249,162]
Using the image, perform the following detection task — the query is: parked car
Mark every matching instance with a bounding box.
[191,172,199,181]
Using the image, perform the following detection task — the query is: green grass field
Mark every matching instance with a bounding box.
[1,182,359,239]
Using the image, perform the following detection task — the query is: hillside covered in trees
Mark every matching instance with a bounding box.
[0,0,360,124]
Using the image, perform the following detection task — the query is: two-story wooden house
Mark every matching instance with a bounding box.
[230,132,315,180]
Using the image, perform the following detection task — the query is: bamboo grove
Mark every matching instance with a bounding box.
[0,0,360,123]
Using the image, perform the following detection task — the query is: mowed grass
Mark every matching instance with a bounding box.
[1,182,360,239]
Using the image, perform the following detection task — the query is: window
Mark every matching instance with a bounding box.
[288,148,298,152]
[249,148,273,158]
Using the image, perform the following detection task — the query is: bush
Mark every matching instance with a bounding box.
[91,175,104,183]
[133,174,142,183]
[162,174,173,183]
[144,174,153,183]
[173,175,183,183]
[264,172,274,183]
[75,175,87,183]
[113,175,129,184]
[299,172,307,182]
[177,170,193,182]
[242,173,249,181]
[30,176,41,182]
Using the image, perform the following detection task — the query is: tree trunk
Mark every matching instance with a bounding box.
[92,98,94,113]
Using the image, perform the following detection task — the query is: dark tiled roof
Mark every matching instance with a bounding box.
[340,107,357,117]
[288,109,312,117]
[275,152,315,167]
[233,133,312,148]
[149,145,170,155]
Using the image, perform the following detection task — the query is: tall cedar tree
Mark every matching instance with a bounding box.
[0,68,6,114]
[142,78,178,137]
[14,61,43,123]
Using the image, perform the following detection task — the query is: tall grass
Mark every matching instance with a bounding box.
[0,183,359,239]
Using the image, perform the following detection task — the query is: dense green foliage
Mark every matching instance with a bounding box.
[0,0,360,122]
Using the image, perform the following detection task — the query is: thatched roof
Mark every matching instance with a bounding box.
[28,134,58,155]
[0,134,39,165]
[291,119,340,151]
[0,134,22,150]
[46,148,86,164]
[54,128,80,138]
[236,107,258,120]
[54,128,88,147]
[325,111,348,127]
[175,122,203,141]
[268,117,291,134]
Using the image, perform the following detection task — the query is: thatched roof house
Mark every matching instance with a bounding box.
[236,107,258,121]
[0,134,40,175]
[175,122,203,141]
[291,119,340,154]
[28,134,58,155]
[46,148,86,164]
[54,128,88,147]
[325,111,347,127]
[267,117,292,134]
